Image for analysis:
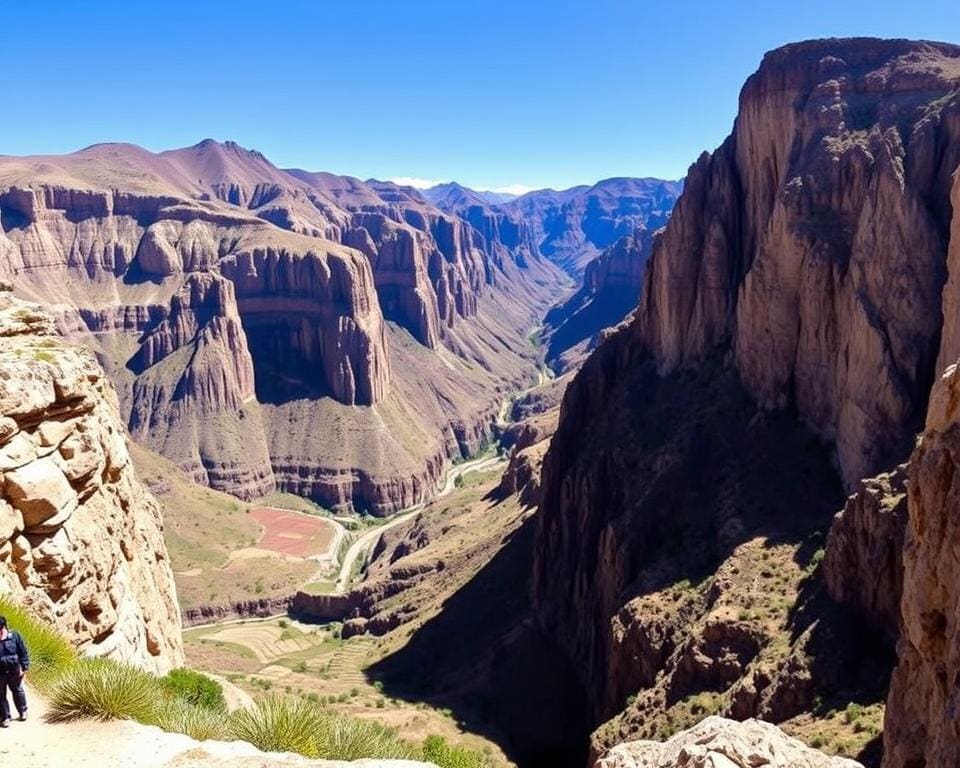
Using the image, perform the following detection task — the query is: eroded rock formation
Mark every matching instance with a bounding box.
[882,362,960,768]
[0,139,566,512]
[0,287,183,672]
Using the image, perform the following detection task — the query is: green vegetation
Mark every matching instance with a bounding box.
[15,599,489,766]
[423,734,488,768]
[160,668,226,712]
[48,658,163,723]
[0,596,76,688]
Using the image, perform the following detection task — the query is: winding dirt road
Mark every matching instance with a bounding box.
[334,452,506,592]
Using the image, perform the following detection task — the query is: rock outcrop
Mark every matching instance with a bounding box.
[0,287,183,673]
[597,717,863,768]
[882,362,960,768]
[823,465,907,639]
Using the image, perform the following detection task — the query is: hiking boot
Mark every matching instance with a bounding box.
[0,719,9,728]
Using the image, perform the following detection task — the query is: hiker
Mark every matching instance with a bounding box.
[0,616,29,726]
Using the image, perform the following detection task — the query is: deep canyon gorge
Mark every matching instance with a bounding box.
[1,30,960,768]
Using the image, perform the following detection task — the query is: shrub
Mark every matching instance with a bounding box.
[155,698,229,740]
[0,597,76,689]
[160,668,226,712]
[314,711,419,760]
[844,702,864,724]
[47,658,163,723]
[229,695,326,757]
[422,734,488,768]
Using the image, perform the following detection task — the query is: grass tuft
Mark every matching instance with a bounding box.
[228,695,326,756]
[0,597,76,689]
[47,658,163,723]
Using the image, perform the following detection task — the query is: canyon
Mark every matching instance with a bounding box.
[4,27,960,768]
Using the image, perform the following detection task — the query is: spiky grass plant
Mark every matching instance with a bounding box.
[154,698,230,741]
[46,658,163,723]
[0,596,76,690]
[228,695,326,756]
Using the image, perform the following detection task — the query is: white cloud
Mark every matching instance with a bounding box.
[474,183,537,196]
[389,176,448,189]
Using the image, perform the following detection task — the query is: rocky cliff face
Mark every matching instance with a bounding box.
[0,140,566,512]
[639,39,960,488]
[882,362,960,768]
[533,38,960,763]
[0,286,183,673]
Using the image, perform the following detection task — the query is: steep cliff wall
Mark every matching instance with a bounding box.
[0,286,183,673]
[639,39,960,488]
[882,362,960,768]
[534,38,960,762]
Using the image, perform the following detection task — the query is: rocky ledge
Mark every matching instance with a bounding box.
[597,717,862,768]
[0,285,183,672]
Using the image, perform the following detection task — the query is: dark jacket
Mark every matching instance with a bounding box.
[0,631,29,673]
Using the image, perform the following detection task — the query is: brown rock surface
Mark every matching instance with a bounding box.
[638,39,960,488]
[882,362,960,768]
[533,38,960,764]
[0,288,183,672]
[823,466,907,638]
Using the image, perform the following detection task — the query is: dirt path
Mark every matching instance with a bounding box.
[1,685,423,767]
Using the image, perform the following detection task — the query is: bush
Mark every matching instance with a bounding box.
[314,711,419,760]
[155,698,229,741]
[47,658,163,723]
[0,597,76,688]
[160,668,226,712]
[229,695,326,757]
[422,734,488,768]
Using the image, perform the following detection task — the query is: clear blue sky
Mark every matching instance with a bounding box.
[3,1,959,190]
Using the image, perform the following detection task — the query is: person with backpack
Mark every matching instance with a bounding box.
[0,617,29,726]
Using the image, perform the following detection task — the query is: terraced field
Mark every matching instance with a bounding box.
[183,617,507,763]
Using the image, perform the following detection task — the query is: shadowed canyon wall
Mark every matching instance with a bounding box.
[533,38,960,764]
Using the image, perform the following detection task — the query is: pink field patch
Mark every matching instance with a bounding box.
[248,507,336,558]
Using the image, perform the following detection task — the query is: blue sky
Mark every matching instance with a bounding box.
[2,1,959,191]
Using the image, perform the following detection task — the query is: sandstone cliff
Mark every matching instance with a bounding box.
[0,286,183,673]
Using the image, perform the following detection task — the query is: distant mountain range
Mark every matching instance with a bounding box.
[423,177,683,276]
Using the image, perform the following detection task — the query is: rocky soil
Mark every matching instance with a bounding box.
[0,285,183,672]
